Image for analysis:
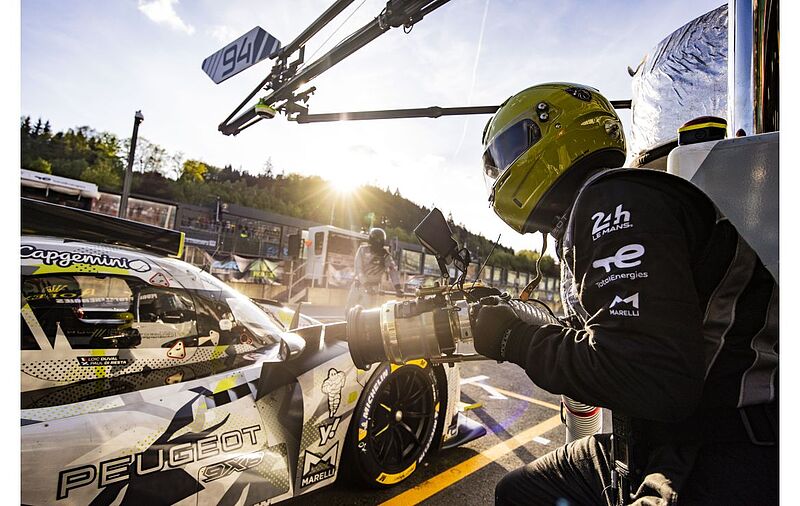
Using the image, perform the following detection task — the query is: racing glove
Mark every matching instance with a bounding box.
[472,296,538,362]
[394,284,404,297]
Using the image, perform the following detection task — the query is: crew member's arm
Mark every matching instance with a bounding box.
[384,252,403,296]
[353,245,365,286]
[475,178,711,422]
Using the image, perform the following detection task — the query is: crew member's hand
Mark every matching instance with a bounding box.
[472,296,526,361]
[394,284,404,297]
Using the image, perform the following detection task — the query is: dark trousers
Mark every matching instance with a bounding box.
[494,433,777,505]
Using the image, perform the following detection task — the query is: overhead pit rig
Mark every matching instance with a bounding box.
[204,0,632,136]
[204,0,779,450]
[205,0,778,280]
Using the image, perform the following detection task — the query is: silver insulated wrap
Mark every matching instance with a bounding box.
[629,5,728,161]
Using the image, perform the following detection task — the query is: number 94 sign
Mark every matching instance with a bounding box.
[202,26,281,84]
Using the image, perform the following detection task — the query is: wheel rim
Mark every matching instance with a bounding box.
[367,366,435,471]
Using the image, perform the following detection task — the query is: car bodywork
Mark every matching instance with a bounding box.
[20,231,477,505]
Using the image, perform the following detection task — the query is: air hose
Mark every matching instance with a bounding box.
[507,298,602,443]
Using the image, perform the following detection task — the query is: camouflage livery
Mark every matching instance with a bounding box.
[20,236,471,505]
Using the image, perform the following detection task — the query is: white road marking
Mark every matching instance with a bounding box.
[533,436,551,445]
[459,375,490,384]
[459,375,508,400]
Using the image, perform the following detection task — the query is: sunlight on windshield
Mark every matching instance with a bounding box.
[196,269,284,344]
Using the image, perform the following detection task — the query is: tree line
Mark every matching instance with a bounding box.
[20,116,557,276]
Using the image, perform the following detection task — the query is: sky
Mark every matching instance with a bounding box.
[21,0,727,252]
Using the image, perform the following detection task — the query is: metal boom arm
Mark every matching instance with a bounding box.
[293,100,632,123]
[219,0,454,136]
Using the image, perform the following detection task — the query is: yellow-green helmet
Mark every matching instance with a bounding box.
[482,83,626,234]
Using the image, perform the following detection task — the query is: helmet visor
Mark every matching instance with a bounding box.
[483,118,541,197]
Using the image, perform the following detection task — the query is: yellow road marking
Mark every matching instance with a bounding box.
[491,387,561,411]
[379,414,562,506]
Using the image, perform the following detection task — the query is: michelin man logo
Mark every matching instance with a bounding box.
[321,368,346,418]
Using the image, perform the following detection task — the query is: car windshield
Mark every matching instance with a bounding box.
[194,269,284,345]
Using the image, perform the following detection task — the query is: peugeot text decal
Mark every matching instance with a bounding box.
[57,425,261,499]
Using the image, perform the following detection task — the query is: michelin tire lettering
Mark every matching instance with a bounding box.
[359,368,390,438]
[21,244,151,272]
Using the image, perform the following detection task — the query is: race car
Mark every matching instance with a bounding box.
[20,198,485,505]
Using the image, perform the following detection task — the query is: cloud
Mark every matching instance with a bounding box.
[138,0,194,35]
[348,144,377,156]
[208,25,237,43]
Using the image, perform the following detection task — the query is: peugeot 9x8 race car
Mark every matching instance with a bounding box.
[20,198,485,505]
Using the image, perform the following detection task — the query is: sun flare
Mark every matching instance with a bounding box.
[329,177,360,194]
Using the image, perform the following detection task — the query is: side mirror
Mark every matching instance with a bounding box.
[414,208,458,261]
[278,331,306,361]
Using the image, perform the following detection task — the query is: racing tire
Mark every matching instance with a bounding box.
[344,360,440,488]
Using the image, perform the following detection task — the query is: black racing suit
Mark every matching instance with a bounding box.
[495,169,778,505]
[345,244,401,311]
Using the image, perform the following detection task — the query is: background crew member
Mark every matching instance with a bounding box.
[346,227,403,311]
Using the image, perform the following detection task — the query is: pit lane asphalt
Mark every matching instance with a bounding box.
[282,359,567,505]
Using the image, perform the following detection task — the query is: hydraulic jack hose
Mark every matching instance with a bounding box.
[562,396,602,442]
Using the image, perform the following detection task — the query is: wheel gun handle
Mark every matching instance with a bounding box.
[507,299,560,327]
[468,296,559,330]
[468,295,501,327]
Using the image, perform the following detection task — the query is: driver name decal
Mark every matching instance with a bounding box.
[21,245,151,272]
[77,356,131,367]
